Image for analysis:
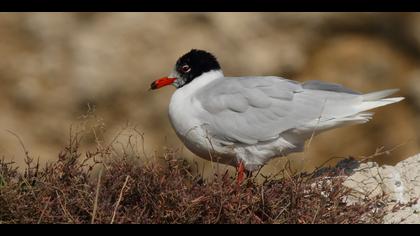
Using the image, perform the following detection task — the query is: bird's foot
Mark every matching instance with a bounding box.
[237,161,246,184]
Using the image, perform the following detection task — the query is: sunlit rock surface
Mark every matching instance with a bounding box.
[343,153,420,224]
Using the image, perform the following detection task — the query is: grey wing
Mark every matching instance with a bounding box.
[194,77,365,145]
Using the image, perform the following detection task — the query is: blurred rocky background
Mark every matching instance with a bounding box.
[0,13,419,176]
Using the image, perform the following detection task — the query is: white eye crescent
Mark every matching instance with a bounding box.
[181,65,191,73]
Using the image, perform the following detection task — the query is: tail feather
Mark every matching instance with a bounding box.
[358,89,404,112]
[287,88,404,141]
[362,89,400,101]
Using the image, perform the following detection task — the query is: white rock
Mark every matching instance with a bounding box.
[343,153,420,223]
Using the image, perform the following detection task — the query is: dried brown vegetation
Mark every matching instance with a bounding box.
[0,127,386,224]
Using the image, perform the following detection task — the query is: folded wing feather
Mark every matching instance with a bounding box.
[194,76,398,145]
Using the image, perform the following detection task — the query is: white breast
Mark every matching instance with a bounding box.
[168,70,224,135]
[168,70,236,163]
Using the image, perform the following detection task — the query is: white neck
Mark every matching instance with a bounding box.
[179,70,224,92]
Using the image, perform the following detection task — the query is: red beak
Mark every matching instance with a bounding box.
[150,77,176,90]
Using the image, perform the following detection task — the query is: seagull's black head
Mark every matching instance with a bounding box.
[173,49,221,87]
[150,49,221,90]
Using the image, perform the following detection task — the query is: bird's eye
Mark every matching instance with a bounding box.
[181,65,191,73]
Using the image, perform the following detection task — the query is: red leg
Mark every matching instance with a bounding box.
[237,161,245,184]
